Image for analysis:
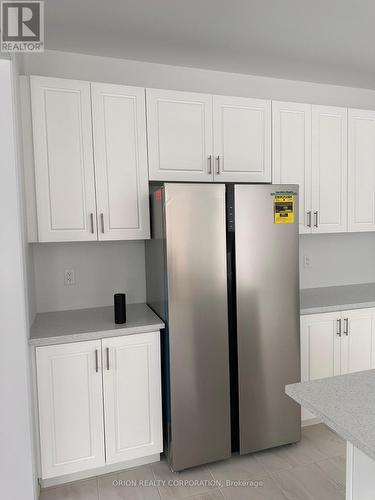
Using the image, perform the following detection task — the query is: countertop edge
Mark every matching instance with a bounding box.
[29,322,165,347]
[286,384,375,461]
[300,301,375,315]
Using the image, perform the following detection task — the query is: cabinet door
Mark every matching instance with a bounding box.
[91,83,150,240]
[312,106,347,233]
[213,95,271,182]
[36,341,105,478]
[340,309,374,374]
[146,89,213,181]
[272,101,312,233]
[300,313,341,382]
[30,76,97,242]
[348,109,375,232]
[102,332,163,464]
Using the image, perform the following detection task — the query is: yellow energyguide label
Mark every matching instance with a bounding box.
[274,194,294,224]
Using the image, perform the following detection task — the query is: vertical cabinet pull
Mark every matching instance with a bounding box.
[95,349,99,372]
[100,213,105,233]
[313,211,319,228]
[336,318,342,337]
[90,213,95,234]
[216,155,220,174]
[207,155,212,174]
[343,318,349,336]
[307,211,312,228]
[106,347,110,370]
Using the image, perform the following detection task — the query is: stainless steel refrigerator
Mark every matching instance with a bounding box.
[145,183,300,472]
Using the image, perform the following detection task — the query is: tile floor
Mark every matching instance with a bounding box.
[40,424,346,500]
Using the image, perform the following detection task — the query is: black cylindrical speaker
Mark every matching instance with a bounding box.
[114,293,126,324]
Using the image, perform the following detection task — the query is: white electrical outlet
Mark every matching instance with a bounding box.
[64,269,75,286]
[303,255,311,268]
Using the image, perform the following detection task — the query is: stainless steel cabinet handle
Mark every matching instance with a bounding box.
[343,318,349,336]
[313,211,318,228]
[90,213,95,234]
[336,318,342,337]
[95,349,99,372]
[307,211,312,228]
[106,347,110,370]
[100,213,105,233]
[216,155,220,174]
[207,155,212,174]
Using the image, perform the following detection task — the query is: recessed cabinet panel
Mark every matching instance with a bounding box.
[36,341,105,478]
[213,95,271,182]
[340,309,374,374]
[312,106,347,233]
[300,313,341,382]
[31,76,97,241]
[147,89,213,181]
[102,333,163,464]
[272,102,312,233]
[91,83,150,240]
[348,109,375,232]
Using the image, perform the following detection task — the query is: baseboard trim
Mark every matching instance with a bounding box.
[302,417,321,427]
[40,454,161,488]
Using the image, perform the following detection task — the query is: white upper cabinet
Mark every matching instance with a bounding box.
[311,105,347,233]
[30,76,150,242]
[213,95,271,182]
[272,101,312,233]
[348,109,375,232]
[91,83,150,240]
[102,332,163,464]
[146,89,213,182]
[273,102,347,234]
[36,340,105,478]
[31,76,97,242]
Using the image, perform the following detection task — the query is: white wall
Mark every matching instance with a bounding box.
[23,49,375,109]
[33,241,146,312]
[300,233,375,289]
[23,49,375,292]
[0,57,36,500]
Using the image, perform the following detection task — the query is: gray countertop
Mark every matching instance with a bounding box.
[286,370,375,461]
[30,303,165,346]
[300,283,375,315]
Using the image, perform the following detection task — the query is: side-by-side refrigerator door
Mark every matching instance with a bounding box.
[164,183,231,471]
[235,184,301,454]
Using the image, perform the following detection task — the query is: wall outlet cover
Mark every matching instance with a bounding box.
[303,255,311,268]
[64,269,75,286]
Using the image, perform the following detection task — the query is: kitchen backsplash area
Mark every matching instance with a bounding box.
[32,240,146,313]
[29,231,375,316]
[300,231,375,288]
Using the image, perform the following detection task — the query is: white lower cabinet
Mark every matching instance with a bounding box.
[300,312,341,383]
[301,308,375,420]
[36,340,105,478]
[102,333,163,464]
[36,332,162,480]
[340,308,374,374]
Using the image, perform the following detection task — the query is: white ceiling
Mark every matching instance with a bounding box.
[44,0,375,88]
